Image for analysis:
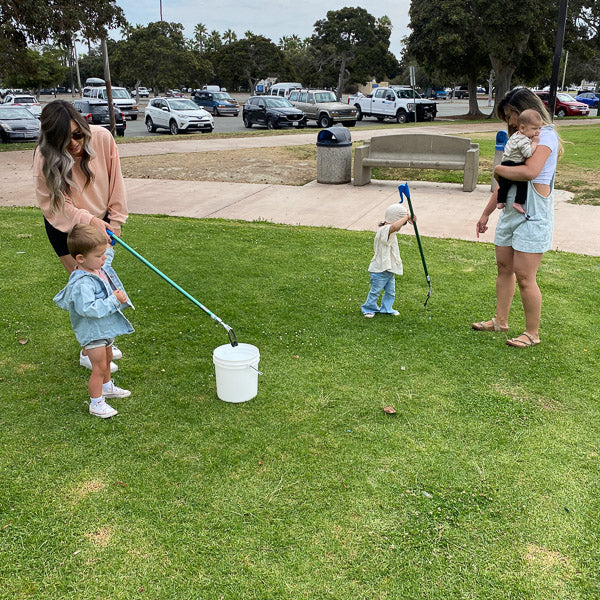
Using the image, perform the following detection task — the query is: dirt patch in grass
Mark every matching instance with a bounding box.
[523,544,573,573]
[120,145,318,186]
[70,479,106,504]
[85,526,112,547]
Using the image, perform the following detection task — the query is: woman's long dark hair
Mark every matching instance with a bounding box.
[497,87,562,158]
[36,100,94,213]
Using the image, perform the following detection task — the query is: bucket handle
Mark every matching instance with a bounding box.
[249,365,263,376]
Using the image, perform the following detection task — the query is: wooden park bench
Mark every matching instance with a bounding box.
[353,133,479,191]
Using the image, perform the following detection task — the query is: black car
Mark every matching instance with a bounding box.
[72,100,126,136]
[0,106,40,142]
[243,96,306,129]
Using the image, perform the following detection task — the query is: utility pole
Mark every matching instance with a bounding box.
[102,38,116,136]
[160,0,163,21]
[548,0,569,119]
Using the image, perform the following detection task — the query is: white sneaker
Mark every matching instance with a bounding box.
[103,379,131,398]
[89,399,118,419]
[363,312,375,318]
[111,345,123,360]
[80,351,118,373]
[388,310,400,316]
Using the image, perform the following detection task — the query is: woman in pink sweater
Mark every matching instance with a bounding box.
[34,100,128,272]
[34,100,129,371]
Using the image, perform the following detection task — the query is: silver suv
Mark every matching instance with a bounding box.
[288,89,357,128]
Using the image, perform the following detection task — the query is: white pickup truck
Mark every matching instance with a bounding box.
[348,86,437,124]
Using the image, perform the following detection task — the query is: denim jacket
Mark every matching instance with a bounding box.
[54,247,134,346]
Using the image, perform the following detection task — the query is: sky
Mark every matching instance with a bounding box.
[112,1,412,57]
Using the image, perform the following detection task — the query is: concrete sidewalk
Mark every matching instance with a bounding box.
[2,123,599,256]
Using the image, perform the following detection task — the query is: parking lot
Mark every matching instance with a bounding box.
[36,93,504,137]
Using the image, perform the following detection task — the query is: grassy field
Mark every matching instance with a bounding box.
[1,208,599,599]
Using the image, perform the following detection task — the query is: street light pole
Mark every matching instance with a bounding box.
[548,0,569,119]
[160,0,163,21]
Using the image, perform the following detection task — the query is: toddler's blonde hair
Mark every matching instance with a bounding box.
[67,224,107,258]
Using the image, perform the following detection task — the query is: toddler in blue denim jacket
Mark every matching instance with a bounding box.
[54,224,134,418]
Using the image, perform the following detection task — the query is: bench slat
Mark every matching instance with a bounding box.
[363,159,465,170]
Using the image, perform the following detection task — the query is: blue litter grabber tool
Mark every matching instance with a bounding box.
[107,230,238,346]
[398,183,433,307]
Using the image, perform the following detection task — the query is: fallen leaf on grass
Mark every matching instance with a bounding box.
[383,406,397,414]
[114,481,126,487]
[18,339,28,345]
[293,355,299,359]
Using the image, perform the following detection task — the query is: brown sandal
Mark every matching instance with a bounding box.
[506,332,540,348]
[472,317,509,332]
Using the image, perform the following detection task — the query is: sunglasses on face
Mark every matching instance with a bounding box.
[71,130,85,141]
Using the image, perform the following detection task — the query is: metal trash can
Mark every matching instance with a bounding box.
[491,130,508,192]
[316,126,352,184]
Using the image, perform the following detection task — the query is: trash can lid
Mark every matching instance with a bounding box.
[316,126,352,147]
[495,130,509,151]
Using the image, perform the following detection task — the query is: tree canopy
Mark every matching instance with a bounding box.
[311,7,398,97]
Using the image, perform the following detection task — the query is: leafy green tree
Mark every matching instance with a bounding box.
[311,7,397,97]
[213,35,292,93]
[2,46,68,91]
[110,22,211,92]
[407,0,488,115]
[78,45,105,84]
[0,0,125,73]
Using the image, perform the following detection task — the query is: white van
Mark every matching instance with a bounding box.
[82,85,139,120]
[269,82,302,99]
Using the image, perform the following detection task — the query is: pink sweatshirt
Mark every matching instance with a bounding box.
[34,125,128,232]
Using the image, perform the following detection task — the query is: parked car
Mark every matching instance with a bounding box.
[574,91,599,109]
[2,94,42,118]
[72,100,126,136]
[134,87,150,98]
[242,96,306,129]
[453,86,469,99]
[288,89,357,127]
[82,85,139,120]
[144,97,214,134]
[39,88,55,95]
[192,90,239,116]
[166,89,184,98]
[0,106,40,142]
[535,91,590,117]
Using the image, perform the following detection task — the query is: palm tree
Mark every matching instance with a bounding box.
[193,23,207,52]
[206,30,222,52]
[223,29,237,45]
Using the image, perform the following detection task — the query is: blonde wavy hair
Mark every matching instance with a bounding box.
[36,100,95,213]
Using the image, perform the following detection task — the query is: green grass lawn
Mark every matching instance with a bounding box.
[1,208,599,599]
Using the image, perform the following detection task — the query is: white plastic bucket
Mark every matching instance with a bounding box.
[212,343,261,403]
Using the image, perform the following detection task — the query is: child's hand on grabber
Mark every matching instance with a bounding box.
[113,289,127,303]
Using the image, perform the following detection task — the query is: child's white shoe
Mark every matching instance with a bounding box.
[363,312,375,318]
[389,310,400,316]
[89,399,118,419]
[111,345,123,360]
[80,351,118,373]
[102,379,131,398]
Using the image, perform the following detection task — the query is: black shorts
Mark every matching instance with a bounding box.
[44,213,110,257]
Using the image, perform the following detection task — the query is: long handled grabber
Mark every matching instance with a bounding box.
[107,230,238,346]
[398,183,433,307]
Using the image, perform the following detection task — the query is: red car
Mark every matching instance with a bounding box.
[535,91,590,117]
